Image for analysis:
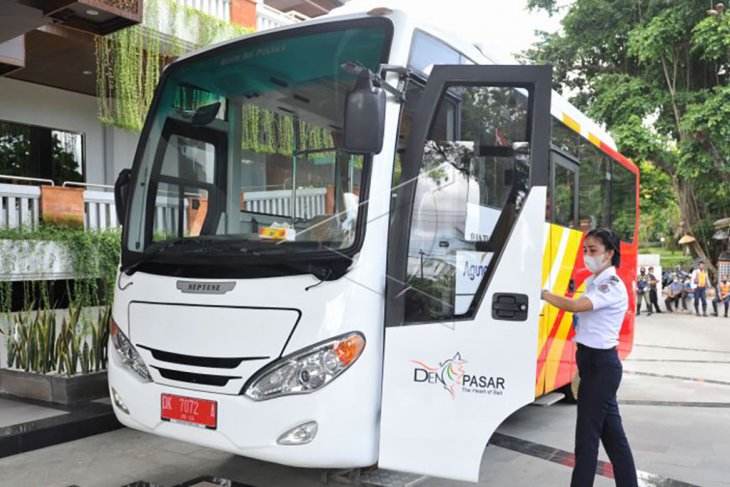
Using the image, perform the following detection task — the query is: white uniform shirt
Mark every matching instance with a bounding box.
[574,266,628,349]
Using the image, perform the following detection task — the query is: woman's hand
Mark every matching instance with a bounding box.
[541,289,594,313]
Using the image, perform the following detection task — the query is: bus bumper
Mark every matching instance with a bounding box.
[107,349,379,468]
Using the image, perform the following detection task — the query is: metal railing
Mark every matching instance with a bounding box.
[0,181,328,232]
[0,183,41,229]
[63,181,114,190]
[178,0,231,22]
[244,187,326,219]
[0,175,54,186]
[256,3,308,31]
[83,190,118,231]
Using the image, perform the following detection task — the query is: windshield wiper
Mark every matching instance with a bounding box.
[121,237,214,276]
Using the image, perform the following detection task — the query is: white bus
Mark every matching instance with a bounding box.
[109,7,638,482]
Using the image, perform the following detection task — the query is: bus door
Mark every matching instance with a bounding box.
[541,151,581,395]
[379,65,552,482]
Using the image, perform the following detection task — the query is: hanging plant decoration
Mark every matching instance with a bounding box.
[96,0,251,131]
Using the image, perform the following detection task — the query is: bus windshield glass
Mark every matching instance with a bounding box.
[123,20,391,268]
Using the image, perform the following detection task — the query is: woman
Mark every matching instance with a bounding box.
[541,228,639,487]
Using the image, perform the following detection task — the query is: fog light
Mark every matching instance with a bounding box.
[112,387,129,415]
[277,421,318,445]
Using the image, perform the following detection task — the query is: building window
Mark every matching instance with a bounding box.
[0,120,84,185]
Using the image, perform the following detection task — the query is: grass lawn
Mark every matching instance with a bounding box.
[640,246,694,269]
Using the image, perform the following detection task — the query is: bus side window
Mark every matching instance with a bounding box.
[610,161,636,242]
[552,118,580,157]
[551,152,577,229]
[578,140,609,232]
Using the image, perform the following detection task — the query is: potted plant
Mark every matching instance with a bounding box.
[0,300,111,404]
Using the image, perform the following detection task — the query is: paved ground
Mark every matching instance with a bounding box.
[1,310,728,487]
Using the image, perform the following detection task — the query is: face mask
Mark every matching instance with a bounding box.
[673,278,678,282]
[584,253,607,273]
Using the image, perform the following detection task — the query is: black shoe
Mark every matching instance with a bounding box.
[704,313,708,317]
[725,314,728,318]
[647,312,653,316]
[696,312,701,316]
[712,312,719,317]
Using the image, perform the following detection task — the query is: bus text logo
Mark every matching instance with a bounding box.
[411,353,506,399]
[176,281,236,294]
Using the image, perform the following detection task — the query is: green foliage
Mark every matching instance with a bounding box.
[241,105,335,157]
[0,301,110,376]
[96,0,252,131]
[0,222,121,307]
[637,161,679,244]
[526,0,730,265]
[692,13,730,62]
[0,223,117,375]
[642,247,693,269]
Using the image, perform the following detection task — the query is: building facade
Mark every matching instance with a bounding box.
[0,0,343,192]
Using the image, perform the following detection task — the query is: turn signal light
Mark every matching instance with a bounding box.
[334,335,365,366]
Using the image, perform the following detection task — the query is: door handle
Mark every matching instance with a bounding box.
[492,293,528,321]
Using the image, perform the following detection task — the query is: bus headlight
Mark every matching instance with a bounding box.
[111,319,152,383]
[243,332,365,401]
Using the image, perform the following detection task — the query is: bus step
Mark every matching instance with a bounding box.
[532,392,566,407]
[360,468,427,487]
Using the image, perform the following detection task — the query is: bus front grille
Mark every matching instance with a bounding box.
[138,345,269,369]
[152,366,240,387]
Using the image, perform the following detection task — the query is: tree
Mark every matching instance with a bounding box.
[525,0,730,270]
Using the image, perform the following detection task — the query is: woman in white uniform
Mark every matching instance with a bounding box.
[541,228,639,487]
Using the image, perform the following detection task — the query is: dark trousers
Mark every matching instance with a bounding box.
[712,295,730,316]
[572,345,638,487]
[665,295,680,312]
[648,289,661,313]
[694,287,707,314]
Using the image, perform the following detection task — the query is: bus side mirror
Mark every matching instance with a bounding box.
[114,168,132,226]
[343,70,386,155]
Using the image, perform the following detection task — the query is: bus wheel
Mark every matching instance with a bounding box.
[562,372,580,403]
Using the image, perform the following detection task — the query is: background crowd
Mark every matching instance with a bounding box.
[636,263,730,318]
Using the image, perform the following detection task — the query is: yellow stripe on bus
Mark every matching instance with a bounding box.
[543,228,583,392]
[542,225,564,289]
[562,114,581,134]
[588,133,602,147]
[537,225,563,397]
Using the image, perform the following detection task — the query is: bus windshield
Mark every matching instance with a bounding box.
[123,19,391,274]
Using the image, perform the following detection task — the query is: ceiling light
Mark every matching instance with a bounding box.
[82,70,92,76]
[86,9,99,16]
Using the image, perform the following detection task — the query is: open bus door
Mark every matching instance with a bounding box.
[540,152,582,397]
[379,65,552,482]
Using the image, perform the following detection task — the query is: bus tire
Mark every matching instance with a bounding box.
[562,372,580,403]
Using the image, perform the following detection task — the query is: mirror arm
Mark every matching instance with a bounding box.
[375,77,407,103]
[374,65,410,103]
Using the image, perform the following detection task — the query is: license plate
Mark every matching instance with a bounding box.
[161,393,217,429]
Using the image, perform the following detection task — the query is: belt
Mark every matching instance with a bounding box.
[577,343,617,352]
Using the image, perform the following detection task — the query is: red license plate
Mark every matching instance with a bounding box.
[161,394,217,429]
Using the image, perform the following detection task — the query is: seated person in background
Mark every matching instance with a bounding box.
[665,276,684,312]
[711,275,730,317]
[681,276,694,312]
